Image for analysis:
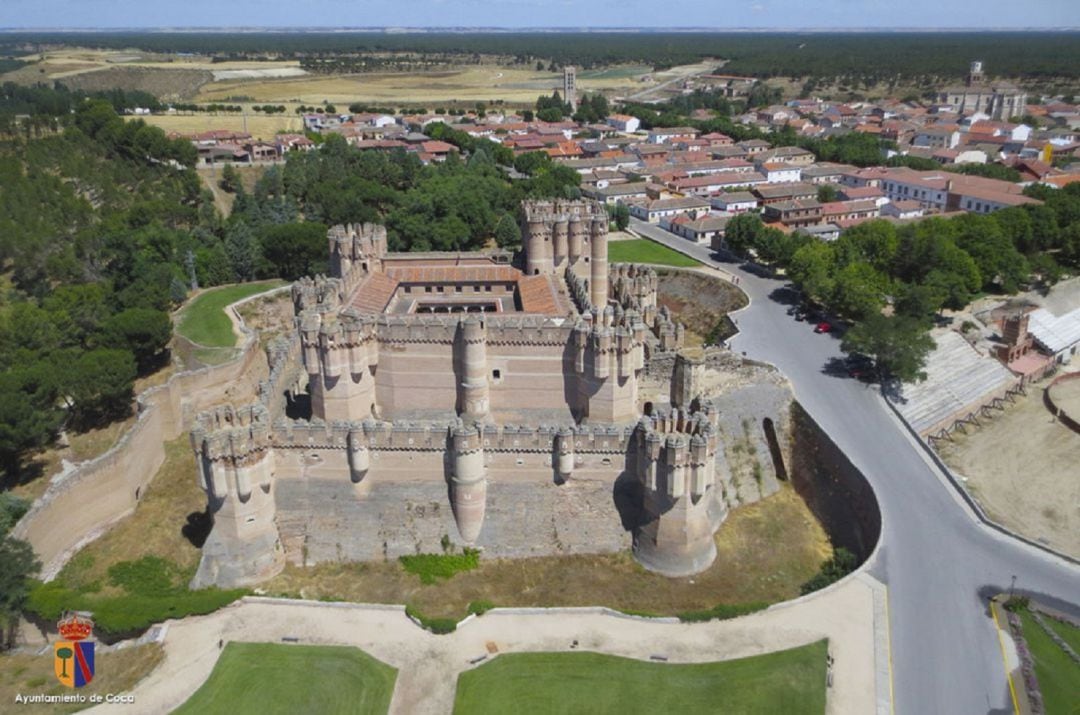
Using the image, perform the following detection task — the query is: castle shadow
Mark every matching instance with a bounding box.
[182,508,214,548]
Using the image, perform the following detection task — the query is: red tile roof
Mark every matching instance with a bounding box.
[385,265,522,284]
[517,274,563,314]
[350,273,399,313]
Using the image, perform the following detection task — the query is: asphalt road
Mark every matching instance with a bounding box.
[629,218,1080,715]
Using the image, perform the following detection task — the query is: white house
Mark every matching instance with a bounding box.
[710,192,759,213]
[628,196,710,224]
[663,214,732,244]
[757,161,803,184]
[607,114,642,133]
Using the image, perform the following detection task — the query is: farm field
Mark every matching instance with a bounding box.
[453,641,829,715]
[126,113,303,139]
[173,643,397,715]
[194,65,649,106]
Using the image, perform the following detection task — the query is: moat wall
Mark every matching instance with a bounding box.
[12,289,284,580]
[789,402,882,562]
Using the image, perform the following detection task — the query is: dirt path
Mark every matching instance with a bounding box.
[85,574,884,715]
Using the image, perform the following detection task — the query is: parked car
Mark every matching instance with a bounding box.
[814,321,832,334]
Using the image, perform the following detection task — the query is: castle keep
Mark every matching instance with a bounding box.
[190,199,792,588]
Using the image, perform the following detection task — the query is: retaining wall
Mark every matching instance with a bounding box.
[12,286,286,580]
[1044,371,1080,435]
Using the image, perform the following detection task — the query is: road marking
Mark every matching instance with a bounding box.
[884,586,896,715]
[990,599,1021,714]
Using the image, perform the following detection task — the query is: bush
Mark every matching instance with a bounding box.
[27,580,247,638]
[799,547,857,595]
[405,604,458,634]
[467,600,495,616]
[107,556,178,597]
[1003,595,1030,613]
[676,601,768,623]
[0,494,30,536]
[399,548,481,584]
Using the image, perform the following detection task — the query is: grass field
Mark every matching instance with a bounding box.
[176,281,285,348]
[608,239,702,268]
[173,643,397,715]
[0,644,163,713]
[454,641,828,715]
[1017,610,1080,715]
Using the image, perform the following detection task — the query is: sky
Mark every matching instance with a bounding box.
[1,0,1079,30]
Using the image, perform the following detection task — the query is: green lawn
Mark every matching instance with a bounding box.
[1042,614,1080,657]
[1019,611,1080,715]
[608,239,702,268]
[176,281,284,348]
[174,643,397,715]
[453,640,827,715]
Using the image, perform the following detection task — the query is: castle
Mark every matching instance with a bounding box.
[189,199,792,588]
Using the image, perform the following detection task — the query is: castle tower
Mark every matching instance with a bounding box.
[553,214,570,269]
[555,427,575,483]
[523,203,553,276]
[631,415,722,577]
[450,423,487,543]
[457,315,490,422]
[568,213,586,264]
[303,314,378,423]
[190,405,284,588]
[589,220,609,308]
[563,66,577,112]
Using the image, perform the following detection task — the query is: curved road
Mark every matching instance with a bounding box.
[630,218,1080,715]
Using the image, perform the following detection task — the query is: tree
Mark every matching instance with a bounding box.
[63,348,137,430]
[260,222,329,280]
[219,163,240,193]
[96,308,172,374]
[612,203,630,232]
[841,314,935,383]
[817,184,839,203]
[0,534,40,650]
[493,213,522,248]
[722,213,764,255]
[0,367,63,475]
[224,221,261,281]
[829,262,889,320]
[789,240,837,304]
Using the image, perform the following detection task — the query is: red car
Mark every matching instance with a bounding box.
[814,321,832,334]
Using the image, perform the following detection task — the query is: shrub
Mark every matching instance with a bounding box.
[1003,595,1030,613]
[107,556,177,597]
[399,548,481,584]
[799,547,857,595]
[405,604,458,634]
[676,601,768,623]
[467,600,495,616]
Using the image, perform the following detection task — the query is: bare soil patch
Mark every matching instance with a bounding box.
[56,66,212,101]
[937,381,1080,558]
[656,269,748,347]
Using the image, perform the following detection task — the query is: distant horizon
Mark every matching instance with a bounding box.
[1,0,1078,32]
[3,26,1080,33]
